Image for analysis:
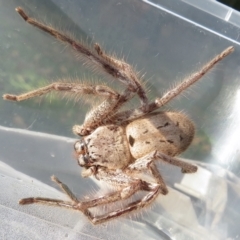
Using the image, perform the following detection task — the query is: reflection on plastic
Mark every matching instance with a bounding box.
[213,89,240,166]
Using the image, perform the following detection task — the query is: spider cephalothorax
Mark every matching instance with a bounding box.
[3,7,234,224]
[75,125,132,170]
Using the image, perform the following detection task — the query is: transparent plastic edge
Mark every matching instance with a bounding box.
[142,0,240,46]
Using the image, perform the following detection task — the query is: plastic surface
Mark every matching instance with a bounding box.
[0,0,240,239]
[1,126,239,240]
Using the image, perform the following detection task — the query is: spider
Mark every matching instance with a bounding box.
[3,7,234,225]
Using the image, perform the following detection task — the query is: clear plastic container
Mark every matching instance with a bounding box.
[0,0,240,239]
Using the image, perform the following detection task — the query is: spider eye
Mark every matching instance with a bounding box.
[74,141,86,154]
[78,155,90,167]
[83,155,89,164]
[74,141,80,152]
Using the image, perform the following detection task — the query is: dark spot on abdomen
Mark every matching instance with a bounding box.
[129,135,135,146]
[157,122,170,129]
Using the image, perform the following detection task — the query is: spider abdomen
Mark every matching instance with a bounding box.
[126,112,195,159]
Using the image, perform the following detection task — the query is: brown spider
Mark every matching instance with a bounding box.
[3,7,234,224]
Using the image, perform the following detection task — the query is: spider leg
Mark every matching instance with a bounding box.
[103,46,234,125]
[130,150,197,173]
[126,153,168,194]
[3,80,124,135]
[155,151,197,173]
[15,7,149,110]
[2,80,128,136]
[4,7,152,134]
[51,175,79,202]
[19,175,138,222]
[19,197,74,208]
[126,150,197,193]
[19,175,79,205]
[84,182,161,224]
[19,175,79,213]
[19,172,161,225]
[72,92,131,136]
[19,176,92,219]
[3,82,119,101]
[81,168,162,224]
